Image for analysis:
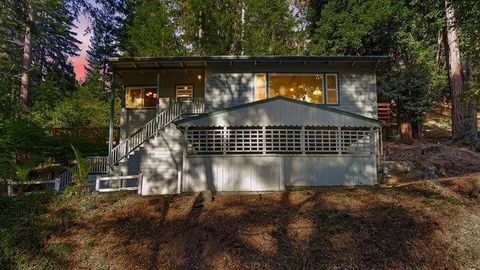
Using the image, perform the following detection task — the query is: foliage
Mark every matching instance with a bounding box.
[307,0,448,137]
[63,144,92,196]
[308,0,405,55]
[0,117,53,181]
[123,0,183,56]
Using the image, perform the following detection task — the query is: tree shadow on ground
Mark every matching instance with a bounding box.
[90,186,458,269]
[0,191,80,270]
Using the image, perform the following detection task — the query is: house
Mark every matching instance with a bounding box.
[105,55,385,195]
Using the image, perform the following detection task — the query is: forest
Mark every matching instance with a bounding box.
[0,0,479,182]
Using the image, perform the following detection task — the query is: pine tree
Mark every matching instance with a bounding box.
[87,0,126,75]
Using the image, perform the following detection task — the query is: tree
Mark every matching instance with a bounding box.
[19,5,33,110]
[122,0,183,56]
[443,0,477,142]
[87,0,126,76]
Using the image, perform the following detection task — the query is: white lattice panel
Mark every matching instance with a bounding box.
[265,128,302,153]
[186,126,376,155]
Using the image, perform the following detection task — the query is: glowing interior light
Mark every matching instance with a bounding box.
[313,89,322,96]
[197,75,202,80]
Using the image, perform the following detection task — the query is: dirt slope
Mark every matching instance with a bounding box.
[27,175,478,269]
[385,142,480,183]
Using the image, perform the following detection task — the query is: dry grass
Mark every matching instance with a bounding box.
[24,176,478,269]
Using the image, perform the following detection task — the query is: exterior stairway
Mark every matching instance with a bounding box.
[109,98,204,166]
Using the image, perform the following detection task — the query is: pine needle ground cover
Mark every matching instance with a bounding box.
[1,175,479,269]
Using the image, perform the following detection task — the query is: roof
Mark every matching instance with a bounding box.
[175,96,381,128]
[108,55,387,72]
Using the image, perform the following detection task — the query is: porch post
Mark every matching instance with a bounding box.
[108,72,116,164]
[156,73,160,111]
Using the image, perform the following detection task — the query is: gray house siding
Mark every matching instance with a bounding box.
[204,70,255,112]
[203,62,377,118]
[118,125,183,195]
[183,155,376,192]
[177,98,379,128]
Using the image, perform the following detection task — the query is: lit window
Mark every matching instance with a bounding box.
[326,74,338,104]
[255,74,266,100]
[144,88,157,107]
[176,85,193,100]
[268,74,324,104]
[126,87,157,108]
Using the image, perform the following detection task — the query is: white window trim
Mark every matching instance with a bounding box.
[325,73,339,105]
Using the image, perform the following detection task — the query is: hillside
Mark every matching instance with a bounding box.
[1,175,480,269]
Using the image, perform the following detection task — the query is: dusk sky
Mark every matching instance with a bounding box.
[71,14,91,81]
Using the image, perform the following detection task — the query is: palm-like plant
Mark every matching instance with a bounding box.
[65,144,92,194]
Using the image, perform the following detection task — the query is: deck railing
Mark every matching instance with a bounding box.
[110,98,204,165]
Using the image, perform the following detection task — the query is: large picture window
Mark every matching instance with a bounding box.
[126,87,157,108]
[269,74,324,104]
[254,73,339,104]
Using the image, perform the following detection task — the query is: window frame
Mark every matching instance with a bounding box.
[325,73,339,105]
[253,72,340,105]
[125,86,158,109]
[175,84,194,100]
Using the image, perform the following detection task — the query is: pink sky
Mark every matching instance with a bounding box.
[70,14,91,81]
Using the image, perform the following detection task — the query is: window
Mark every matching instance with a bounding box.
[176,85,193,100]
[126,88,157,108]
[326,74,338,104]
[143,88,157,107]
[255,74,266,100]
[253,73,339,105]
[269,74,324,104]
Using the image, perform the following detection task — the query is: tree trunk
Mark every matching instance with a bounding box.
[463,57,478,139]
[400,121,414,144]
[19,6,34,110]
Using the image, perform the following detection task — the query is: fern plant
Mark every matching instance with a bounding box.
[64,144,92,195]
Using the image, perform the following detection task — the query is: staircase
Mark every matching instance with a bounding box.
[109,98,204,165]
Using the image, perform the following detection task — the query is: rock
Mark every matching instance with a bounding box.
[201,190,213,204]
[426,165,438,178]
[384,161,416,175]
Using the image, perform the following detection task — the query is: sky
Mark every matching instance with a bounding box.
[70,14,91,81]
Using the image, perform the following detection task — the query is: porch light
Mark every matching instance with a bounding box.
[197,75,202,80]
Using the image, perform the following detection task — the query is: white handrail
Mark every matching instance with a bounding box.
[109,98,204,165]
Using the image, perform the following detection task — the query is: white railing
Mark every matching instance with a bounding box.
[95,173,143,193]
[110,98,204,165]
[85,156,109,174]
[7,180,58,197]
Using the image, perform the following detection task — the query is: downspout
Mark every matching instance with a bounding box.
[108,71,116,168]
